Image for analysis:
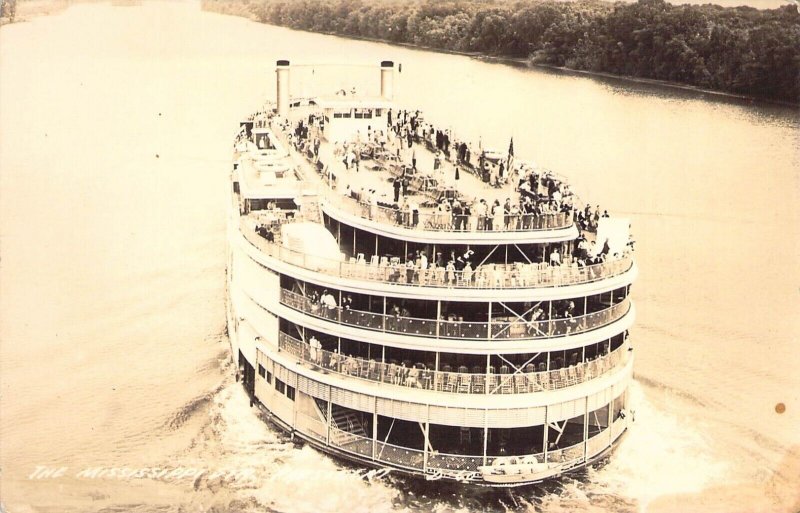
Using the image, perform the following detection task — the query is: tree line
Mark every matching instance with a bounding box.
[202,0,799,103]
[1,0,17,23]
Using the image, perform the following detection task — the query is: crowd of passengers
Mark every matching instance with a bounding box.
[341,241,619,287]
[300,334,616,390]
[249,114,634,288]
[299,285,609,336]
[279,110,612,234]
[247,199,631,292]
[252,211,627,288]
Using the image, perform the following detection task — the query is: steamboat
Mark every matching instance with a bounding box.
[227,60,636,486]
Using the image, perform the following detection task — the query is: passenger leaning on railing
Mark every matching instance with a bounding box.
[527,306,548,335]
[451,201,463,231]
[342,294,353,310]
[549,248,562,266]
[320,289,337,315]
[309,336,322,365]
[308,291,320,314]
[329,349,340,371]
[405,255,416,283]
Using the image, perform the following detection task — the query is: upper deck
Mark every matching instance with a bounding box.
[233,123,635,296]
[232,61,635,297]
[270,96,581,244]
[237,213,635,297]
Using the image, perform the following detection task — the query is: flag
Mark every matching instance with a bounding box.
[506,137,515,175]
[455,166,460,181]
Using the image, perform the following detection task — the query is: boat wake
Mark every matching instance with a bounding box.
[143,360,795,513]
[150,376,738,512]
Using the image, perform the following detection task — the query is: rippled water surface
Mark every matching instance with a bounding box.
[1,3,798,512]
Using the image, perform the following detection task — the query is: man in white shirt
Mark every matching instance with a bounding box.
[550,248,562,266]
[309,336,321,364]
[321,290,337,310]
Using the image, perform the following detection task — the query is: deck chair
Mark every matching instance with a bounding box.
[514,374,528,394]
[442,372,457,393]
[472,374,486,394]
[457,374,472,394]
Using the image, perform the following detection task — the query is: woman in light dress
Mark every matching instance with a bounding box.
[434,262,446,285]
[468,200,479,231]
[446,260,456,286]
[462,262,474,284]
[492,200,505,231]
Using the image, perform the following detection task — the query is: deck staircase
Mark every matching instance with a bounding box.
[314,398,368,446]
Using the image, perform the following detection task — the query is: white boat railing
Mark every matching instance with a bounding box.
[611,416,627,441]
[323,191,574,233]
[427,452,484,473]
[544,440,586,465]
[280,288,631,341]
[278,332,630,395]
[316,424,608,478]
[242,216,634,290]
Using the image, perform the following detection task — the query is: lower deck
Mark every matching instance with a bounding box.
[230,306,631,486]
[259,400,627,487]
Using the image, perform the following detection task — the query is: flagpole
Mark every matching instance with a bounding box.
[506,136,514,182]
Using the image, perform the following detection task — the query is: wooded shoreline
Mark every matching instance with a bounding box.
[201,0,800,105]
[307,26,798,107]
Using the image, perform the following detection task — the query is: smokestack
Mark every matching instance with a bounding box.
[276,60,290,117]
[380,61,394,101]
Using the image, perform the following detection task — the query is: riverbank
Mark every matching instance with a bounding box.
[201,0,799,106]
[482,57,798,108]
[0,0,108,25]
[205,5,797,108]
[1,0,65,25]
[338,30,796,107]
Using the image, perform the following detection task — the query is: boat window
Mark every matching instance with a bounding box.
[275,378,286,394]
[258,364,266,378]
[286,385,296,401]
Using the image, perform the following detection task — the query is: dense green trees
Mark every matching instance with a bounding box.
[1,0,17,23]
[203,0,799,103]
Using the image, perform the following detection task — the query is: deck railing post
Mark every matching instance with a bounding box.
[326,389,332,446]
[482,409,489,466]
[487,302,492,340]
[423,407,430,472]
[543,405,549,462]
[435,301,441,338]
[583,396,589,462]
[372,397,378,461]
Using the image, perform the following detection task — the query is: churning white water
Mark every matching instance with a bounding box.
[1,2,798,512]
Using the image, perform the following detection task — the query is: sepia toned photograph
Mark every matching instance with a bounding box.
[0,0,797,511]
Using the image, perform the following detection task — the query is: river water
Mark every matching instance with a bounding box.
[0,3,798,512]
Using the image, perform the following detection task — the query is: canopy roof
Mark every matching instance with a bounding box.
[314,95,392,110]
